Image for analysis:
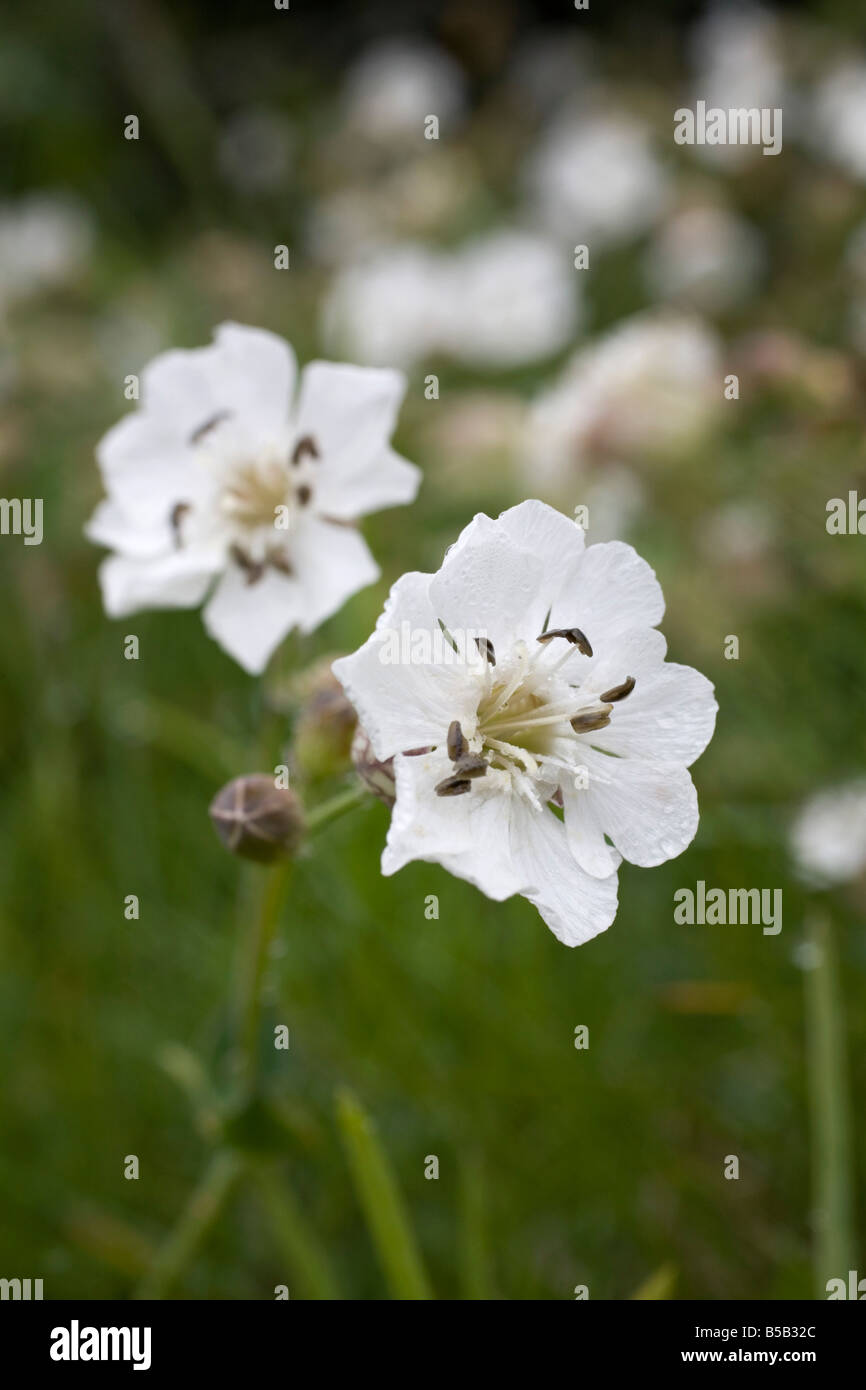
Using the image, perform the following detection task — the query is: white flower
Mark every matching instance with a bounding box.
[524,111,670,247]
[323,230,578,372]
[342,39,465,145]
[790,782,866,886]
[689,4,785,169]
[0,193,93,312]
[442,229,579,368]
[333,501,717,946]
[643,205,764,312]
[87,322,420,674]
[812,62,866,182]
[522,312,721,490]
[322,244,448,370]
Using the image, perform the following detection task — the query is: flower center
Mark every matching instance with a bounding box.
[169,419,321,585]
[219,456,290,531]
[434,629,635,804]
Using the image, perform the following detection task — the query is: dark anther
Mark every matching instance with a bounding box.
[266,548,293,576]
[291,434,320,465]
[570,705,613,734]
[452,753,487,779]
[169,501,191,548]
[296,484,312,506]
[475,636,496,666]
[536,627,593,657]
[190,411,231,444]
[435,775,472,797]
[599,676,635,703]
[229,543,265,586]
[447,720,467,762]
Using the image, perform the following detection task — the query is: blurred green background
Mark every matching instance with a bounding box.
[1,0,865,1299]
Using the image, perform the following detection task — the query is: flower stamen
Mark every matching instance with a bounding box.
[170,500,191,548]
[536,626,593,657]
[599,676,635,703]
[291,434,320,466]
[570,705,613,733]
[447,719,467,761]
[190,410,231,445]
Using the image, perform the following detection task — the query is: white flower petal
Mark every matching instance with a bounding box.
[99,549,217,617]
[86,499,169,559]
[319,445,419,521]
[202,565,305,674]
[429,529,547,653]
[575,625,668,696]
[509,798,620,946]
[593,660,717,766]
[290,516,380,633]
[565,749,699,874]
[333,570,479,759]
[294,361,412,519]
[143,321,296,439]
[439,499,588,638]
[559,776,619,878]
[383,749,524,902]
[95,413,208,526]
[549,540,665,645]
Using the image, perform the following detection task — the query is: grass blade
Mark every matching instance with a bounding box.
[335,1088,433,1300]
[803,914,855,1295]
[253,1164,341,1300]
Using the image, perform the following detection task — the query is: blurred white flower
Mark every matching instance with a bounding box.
[790,782,866,885]
[323,230,578,371]
[644,205,764,311]
[87,323,420,673]
[522,312,722,489]
[342,38,465,145]
[0,193,93,310]
[813,62,866,181]
[574,465,647,543]
[443,230,579,367]
[524,111,670,246]
[334,500,716,945]
[699,499,775,565]
[689,4,785,168]
[322,243,447,370]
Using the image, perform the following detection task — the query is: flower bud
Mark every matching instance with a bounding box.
[209,774,306,864]
[292,660,357,780]
[350,726,397,808]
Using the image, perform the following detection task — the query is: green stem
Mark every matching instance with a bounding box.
[252,1164,342,1300]
[134,1151,242,1300]
[235,862,292,1097]
[804,914,855,1296]
[307,784,370,834]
